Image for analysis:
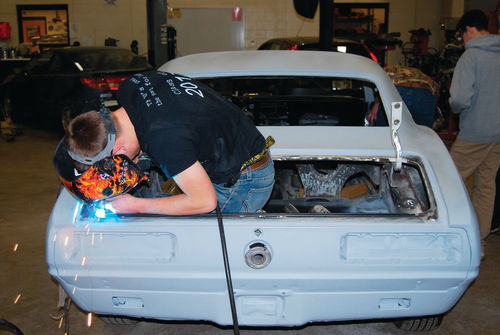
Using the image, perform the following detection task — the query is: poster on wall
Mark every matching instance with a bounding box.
[22,17,46,43]
[17,4,70,48]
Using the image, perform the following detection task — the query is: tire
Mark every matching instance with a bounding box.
[99,315,140,325]
[393,315,443,331]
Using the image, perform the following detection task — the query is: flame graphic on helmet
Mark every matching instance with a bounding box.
[64,155,148,203]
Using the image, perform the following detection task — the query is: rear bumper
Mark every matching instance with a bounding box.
[51,274,473,326]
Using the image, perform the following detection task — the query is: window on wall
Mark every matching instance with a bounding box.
[334,3,389,39]
[17,4,70,51]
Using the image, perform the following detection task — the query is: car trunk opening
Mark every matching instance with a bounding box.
[265,158,432,217]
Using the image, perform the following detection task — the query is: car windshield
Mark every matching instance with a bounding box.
[69,49,152,71]
[199,76,383,126]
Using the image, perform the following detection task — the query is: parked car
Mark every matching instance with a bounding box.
[47,51,480,331]
[2,46,153,131]
[258,36,380,63]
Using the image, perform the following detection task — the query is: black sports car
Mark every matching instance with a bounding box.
[2,46,153,131]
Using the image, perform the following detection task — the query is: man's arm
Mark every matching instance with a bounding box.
[367,98,380,126]
[109,161,218,215]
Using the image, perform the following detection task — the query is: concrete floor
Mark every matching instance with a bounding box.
[1,126,499,335]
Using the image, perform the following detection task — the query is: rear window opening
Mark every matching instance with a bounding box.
[199,76,388,127]
[264,159,432,216]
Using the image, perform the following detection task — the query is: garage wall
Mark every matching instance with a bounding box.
[387,0,443,65]
[71,0,147,54]
[0,0,466,66]
[169,0,445,65]
[466,0,499,11]
[168,0,319,50]
[0,0,148,57]
[168,8,245,56]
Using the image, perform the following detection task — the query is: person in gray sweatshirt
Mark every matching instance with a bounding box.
[449,9,500,259]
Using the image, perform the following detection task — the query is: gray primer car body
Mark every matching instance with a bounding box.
[47,51,480,328]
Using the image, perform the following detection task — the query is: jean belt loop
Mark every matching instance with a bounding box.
[246,165,252,179]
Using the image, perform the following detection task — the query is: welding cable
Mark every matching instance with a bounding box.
[216,203,240,335]
[64,297,70,334]
[0,318,24,335]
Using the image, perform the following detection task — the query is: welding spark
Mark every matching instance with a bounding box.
[95,208,106,219]
[87,313,93,327]
[72,202,79,223]
[95,207,106,218]
[13,243,18,252]
[81,256,86,267]
[105,202,116,212]
[14,293,21,304]
[94,201,117,219]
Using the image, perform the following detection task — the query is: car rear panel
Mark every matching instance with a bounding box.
[47,125,479,327]
[47,124,479,325]
[47,187,475,326]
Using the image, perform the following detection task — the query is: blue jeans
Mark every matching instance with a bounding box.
[213,157,275,213]
[396,85,436,128]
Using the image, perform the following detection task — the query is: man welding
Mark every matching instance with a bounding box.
[53,71,275,214]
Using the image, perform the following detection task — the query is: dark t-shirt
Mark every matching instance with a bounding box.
[117,71,265,184]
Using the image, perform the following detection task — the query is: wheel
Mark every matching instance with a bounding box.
[393,315,443,331]
[99,315,140,325]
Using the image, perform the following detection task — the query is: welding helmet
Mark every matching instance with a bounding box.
[53,107,148,203]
